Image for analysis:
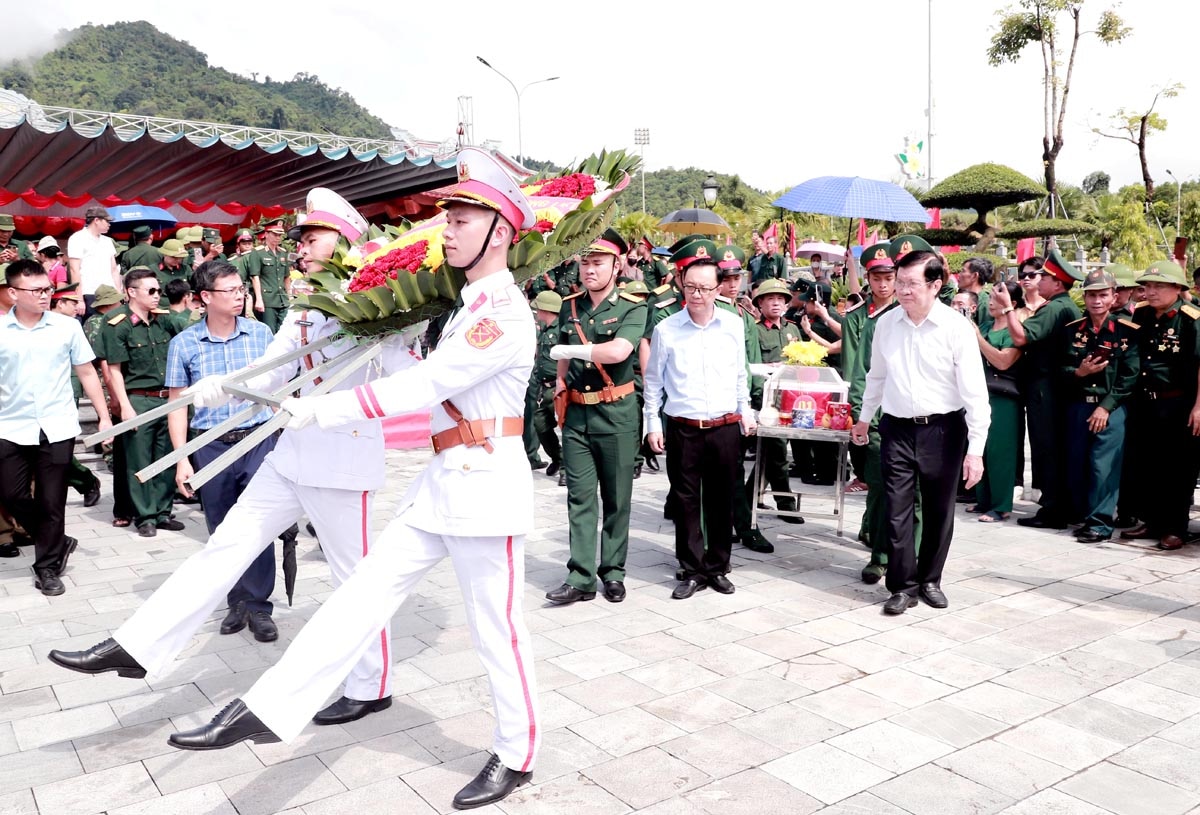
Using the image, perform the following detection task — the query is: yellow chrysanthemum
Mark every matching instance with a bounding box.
[781,340,828,367]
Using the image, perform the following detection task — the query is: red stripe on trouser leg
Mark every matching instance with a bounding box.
[360,490,389,699]
[505,535,537,771]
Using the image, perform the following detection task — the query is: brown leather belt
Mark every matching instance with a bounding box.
[127,388,169,399]
[567,381,635,405]
[669,412,741,429]
[431,417,524,454]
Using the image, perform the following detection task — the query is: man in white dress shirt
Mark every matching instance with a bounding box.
[852,246,989,615]
[645,239,756,600]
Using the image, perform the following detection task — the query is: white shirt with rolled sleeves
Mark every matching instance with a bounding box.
[309,270,537,537]
[859,301,991,456]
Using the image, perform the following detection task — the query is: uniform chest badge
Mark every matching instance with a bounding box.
[466,318,504,349]
[601,317,619,325]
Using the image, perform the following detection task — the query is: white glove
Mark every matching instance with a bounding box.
[549,344,594,362]
[186,375,231,409]
[281,396,319,431]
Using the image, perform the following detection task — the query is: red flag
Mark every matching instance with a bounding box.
[1016,238,1037,265]
[787,222,797,261]
[928,208,942,228]
[763,221,778,240]
[866,227,879,247]
[856,219,867,247]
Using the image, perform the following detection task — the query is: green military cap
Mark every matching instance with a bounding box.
[51,282,82,302]
[715,244,745,274]
[91,284,124,307]
[667,234,706,255]
[582,228,629,257]
[753,278,791,303]
[669,238,719,269]
[623,280,650,297]
[1104,263,1137,289]
[260,218,286,234]
[1043,247,1082,284]
[1137,259,1188,287]
[202,227,222,243]
[861,242,895,271]
[1081,268,1117,292]
[131,225,153,239]
[0,214,14,230]
[889,234,934,262]
[160,239,188,259]
[235,228,254,242]
[532,291,563,313]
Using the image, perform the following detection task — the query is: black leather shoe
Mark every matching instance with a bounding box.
[602,581,626,603]
[632,463,642,479]
[780,512,805,525]
[918,583,948,608]
[557,471,567,487]
[645,455,660,472]
[34,568,64,596]
[1017,516,1067,530]
[861,563,885,585]
[883,593,917,615]
[545,583,595,605]
[83,481,101,507]
[220,602,248,635]
[48,637,146,678]
[168,699,280,750]
[452,753,531,810]
[157,518,185,532]
[545,461,561,477]
[137,522,157,538]
[672,578,705,600]
[740,529,774,553]
[248,611,278,642]
[57,536,79,576]
[709,574,735,595]
[1112,515,1138,529]
[1076,529,1111,543]
[0,543,18,558]
[313,695,392,725]
[529,459,548,470]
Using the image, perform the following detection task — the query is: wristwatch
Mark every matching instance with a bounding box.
[1001,306,1015,315]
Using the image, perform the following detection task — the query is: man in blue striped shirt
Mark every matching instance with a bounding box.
[165,260,280,641]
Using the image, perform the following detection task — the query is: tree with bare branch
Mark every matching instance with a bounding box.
[1092,83,1184,205]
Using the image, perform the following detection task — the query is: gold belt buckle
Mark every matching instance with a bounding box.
[581,392,601,405]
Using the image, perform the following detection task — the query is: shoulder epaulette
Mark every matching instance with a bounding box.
[844,300,866,314]
[107,313,126,326]
[652,284,673,295]
[561,291,584,301]
[1066,317,1086,327]
[1133,300,1151,309]
[655,298,677,309]
[151,308,170,315]
[1182,304,1200,320]
[619,292,643,303]
[1118,318,1139,330]
[715,295,732,304]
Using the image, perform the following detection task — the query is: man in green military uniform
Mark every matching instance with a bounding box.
[545,229,647,605]
[1060,269,1139,543]
[248,218,291,332]
[199,228,227,264]
[1120,260,1200,551]
[228,228,258,316]
[100,268,184,538]
[751,233,787,285]
[635,238,670,290]
[524,291,563,476]
[156,240,191,305]
[120,226,162,274]
[991,247,1083,529]
[0,214,35,263]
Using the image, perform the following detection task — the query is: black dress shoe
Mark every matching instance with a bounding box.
[313,695,392,725]
[248,611,278,642]
[645,455,660,472]
[1120,523,1155,540]
[545,583,595,605]
[157,518,185,532]
[168,699,280,750]
[1076,529,1111,543]
[137,522,157,538]
[918,583,948,608]
[709,574,735,594]
[739,529,774,553]
[452,753,531,810]
[1017,516,1067,530]
[0,543,18,558]
[557,471,567,487]
[545,461,561,477]
[883,593,917,615]
[48,637,146,678]
[632,463,642,480]
[672,578,706,600]
[34,568,64,596]
[57,536,78,576]
[83,481,101,507]
[780,512,805,524]
[1112,515,1138,529]
[529,459,548,470]
[602,581,626,603]
[220,602,248,635]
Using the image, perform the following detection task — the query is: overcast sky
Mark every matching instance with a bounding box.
[9,0,1198,198]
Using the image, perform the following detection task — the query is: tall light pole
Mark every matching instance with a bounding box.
[1166,169,1182,234]
[634,128,650,213]
[926,0,935,191]
[476,57,558,165]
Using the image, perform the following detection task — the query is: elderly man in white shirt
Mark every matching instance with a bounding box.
[645,240,756,600]
[852,244,989,615]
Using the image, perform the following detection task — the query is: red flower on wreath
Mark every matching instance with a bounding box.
[349,240,430,292]
[524,173,596,200]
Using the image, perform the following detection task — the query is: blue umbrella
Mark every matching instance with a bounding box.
[773,176,931,224]
[104,204,178,237]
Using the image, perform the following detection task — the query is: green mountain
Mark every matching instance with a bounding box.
[0,21,393,139]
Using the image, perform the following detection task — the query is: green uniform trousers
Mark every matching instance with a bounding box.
[66,456,99,494]
[260,306,289,334]
[563,425,636,590]
[127,394,175,526]
[523,382,560,466]
[975,395,1020,517]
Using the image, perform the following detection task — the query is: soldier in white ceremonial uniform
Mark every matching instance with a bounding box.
[155,148,538,811]
[48,189,418,727]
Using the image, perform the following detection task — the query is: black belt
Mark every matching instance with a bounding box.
[127,388,169,399]
[1142,389,1184,401]
[885,409,964,425]
[212,423,270,444]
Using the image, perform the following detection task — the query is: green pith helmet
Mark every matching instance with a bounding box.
[532,291,563,313]
[753,278,791,303]
[623,280,650,297]
[1081,269,1117,292]
[1137,259,1188,288]
[1105,263,1137,289]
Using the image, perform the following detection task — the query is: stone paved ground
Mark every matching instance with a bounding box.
[2,448,1199,815]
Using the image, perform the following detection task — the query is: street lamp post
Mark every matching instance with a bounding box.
[634,128,650,213]
[476,57,559,165]
[702,175,719,209]
[1165,169,1182,235]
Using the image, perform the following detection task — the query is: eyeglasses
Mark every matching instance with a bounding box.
[12,286,55,296]
[208,285,248,296]
[1018,272,1043,280]
[894,280,935,292]
[682,284,719,295]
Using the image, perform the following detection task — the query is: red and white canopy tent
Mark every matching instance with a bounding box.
[0,96,524,241]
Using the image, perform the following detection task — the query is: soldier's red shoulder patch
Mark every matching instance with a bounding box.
[466,318,503,349]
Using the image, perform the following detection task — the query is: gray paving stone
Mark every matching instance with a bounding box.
[1158,713,1200,747]
[943,681,1059,725]
[761,742,893,804]
[847,666,957,707]
[705,669,811,710]
[553,672,662,716]
[766,654,866,692]
[11,701,119,750]
[548,645,641,681]
[317,730,439,789]
[638,689,752,734]
[793,684,904,728]
[728,703,845,752]
[1056,762,1199,815]
[1046,696,1171,746]
[522,727,615,783]
[688,642,778,677]
[1095,678,1200,722]
[886,700,1008,748]
[398,750,494,814]
[108,683,212,727]
[72,719,176,772]
[407,709,499,763]
[659,722,782,779]
[1109,737,1200,793]
[568,706,686,758]
[497,773,631,815]
[581,746,709,809]
[302,777,438,815]
[996,788,1112,814]
[0,789,36,815]
[106,783,236,815]
[144,742,265,794]
[871,764,1014,814]
[31,761,158,815]
[0,744,82,797]
[995,717,1123,771]
[814,791,918,815]
[683,768,822,815]
[219,755,348,815]
[935,739,1072,799]
[0,687,60,724]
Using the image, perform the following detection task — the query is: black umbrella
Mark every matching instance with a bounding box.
[279,523,300,606]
